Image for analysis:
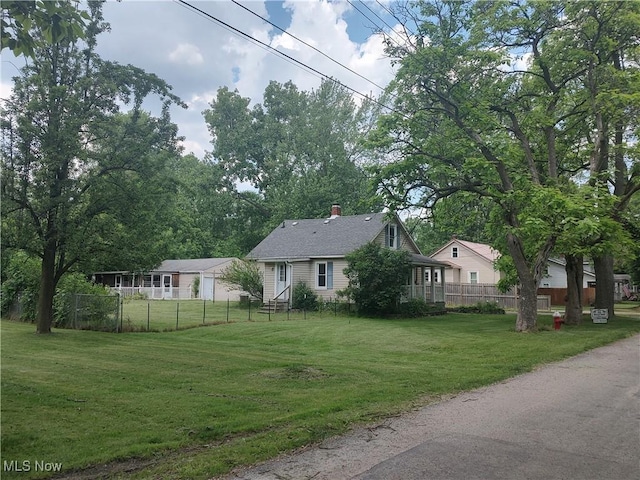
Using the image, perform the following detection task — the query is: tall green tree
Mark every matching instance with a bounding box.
[406,193,495,255]
[369,0,638,331]
[0,1,184,333]
[203,79,382,225]
[1,0,89,57]
[159,154,268,258]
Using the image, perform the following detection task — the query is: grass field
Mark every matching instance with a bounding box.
[118,299,343,331]
[2,307,639,479]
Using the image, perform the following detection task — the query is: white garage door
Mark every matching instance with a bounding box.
[202,276,214,300]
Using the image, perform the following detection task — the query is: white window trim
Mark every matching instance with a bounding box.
[388,224,398,249]
[451,246,458,258]
[316,261,328,290]
[469,271,479,284]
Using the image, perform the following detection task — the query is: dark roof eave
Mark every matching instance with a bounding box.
[409,253,449,267]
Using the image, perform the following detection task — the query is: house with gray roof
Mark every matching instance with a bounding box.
[247,204,447,307]
[94,257,243,301]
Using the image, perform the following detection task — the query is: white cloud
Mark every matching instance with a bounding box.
[0,80,14,100]
[1,0,398,160]
[168,43,204,66]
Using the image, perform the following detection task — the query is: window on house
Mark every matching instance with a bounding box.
[143,275,152,287]
[152,275,161,288]
[317,261,333,289]
[425,270,440,283]
[469,271,478,284]
[387,224,398,249]
[452,247,458,258]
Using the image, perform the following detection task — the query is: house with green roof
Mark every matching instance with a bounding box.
[247,204,447,307]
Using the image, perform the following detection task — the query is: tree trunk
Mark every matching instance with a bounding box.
[506,232,554,332]
[564,254,583,325]
[516,278,538,332]
[36,246,56,334]
[593,255,615,318]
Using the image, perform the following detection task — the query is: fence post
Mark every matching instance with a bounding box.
[120,294,124,332]
[226,299,229,322]
[74,294,79,329]
[268,299,271,322]
[147,301,150,331]
[176,302,179,330]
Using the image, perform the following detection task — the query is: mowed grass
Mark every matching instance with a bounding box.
[2,310,639,479]
[119,299,328,331]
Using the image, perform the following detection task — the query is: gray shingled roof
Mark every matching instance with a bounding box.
[154,258,236,273]
[247,213,388,260]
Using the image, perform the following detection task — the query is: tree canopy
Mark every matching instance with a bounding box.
[1,0,185,332]
[369,0,639,330]
[203,79,383,227]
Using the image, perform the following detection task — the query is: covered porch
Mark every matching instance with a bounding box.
[404,254,448,303]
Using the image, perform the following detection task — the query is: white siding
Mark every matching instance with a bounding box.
[431,240,502,285]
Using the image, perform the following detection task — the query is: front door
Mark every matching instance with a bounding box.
[162,274,172,299]
[275,263,290,301]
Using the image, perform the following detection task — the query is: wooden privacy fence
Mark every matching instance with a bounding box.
[444,283,551,311]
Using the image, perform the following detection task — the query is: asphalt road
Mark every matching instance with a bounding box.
[220,334,640,480]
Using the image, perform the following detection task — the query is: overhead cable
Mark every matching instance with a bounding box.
[174,0,405,117]
[345,0,403,48]
[356,0,407,45]
[230,0,388,93]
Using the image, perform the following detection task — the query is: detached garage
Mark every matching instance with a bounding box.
[151,258,242,301]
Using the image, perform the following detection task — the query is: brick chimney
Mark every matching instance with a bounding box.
[330,204,342,218]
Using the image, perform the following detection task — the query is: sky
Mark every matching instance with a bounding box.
[1,0,402,160]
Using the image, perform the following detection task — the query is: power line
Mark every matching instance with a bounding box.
[174,0,324,83]
[230,0,388,93]
[345,0,402,48]
[356,0,406,44]
[174,0,405,117]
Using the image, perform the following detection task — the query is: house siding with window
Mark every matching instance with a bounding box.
[247,206,446,306]
[430,239,503,285]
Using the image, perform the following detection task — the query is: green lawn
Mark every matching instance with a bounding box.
[2,310,639,479]
[118,299,334,331]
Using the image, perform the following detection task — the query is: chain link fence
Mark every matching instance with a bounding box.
[57,293,121,332]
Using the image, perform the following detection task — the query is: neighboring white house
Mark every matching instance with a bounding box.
[429,238,503,285]
[94,258,243,301]
[430,237,596,288]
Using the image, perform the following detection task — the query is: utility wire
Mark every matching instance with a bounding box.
[374,0,415,36]
[230,0,388,93]
[174,0,406,117]
[174,0,323,82]
[356,0,406,44]
[345,0,402,48]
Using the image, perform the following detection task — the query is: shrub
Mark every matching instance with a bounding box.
[0,252,41,321]
[398,299,447,317]
[53,273,113,327]
[341,242,411,316]
[292,282,319,311]
[219,260,263,301]
[448,301,506,314]
[0,252,115,325]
